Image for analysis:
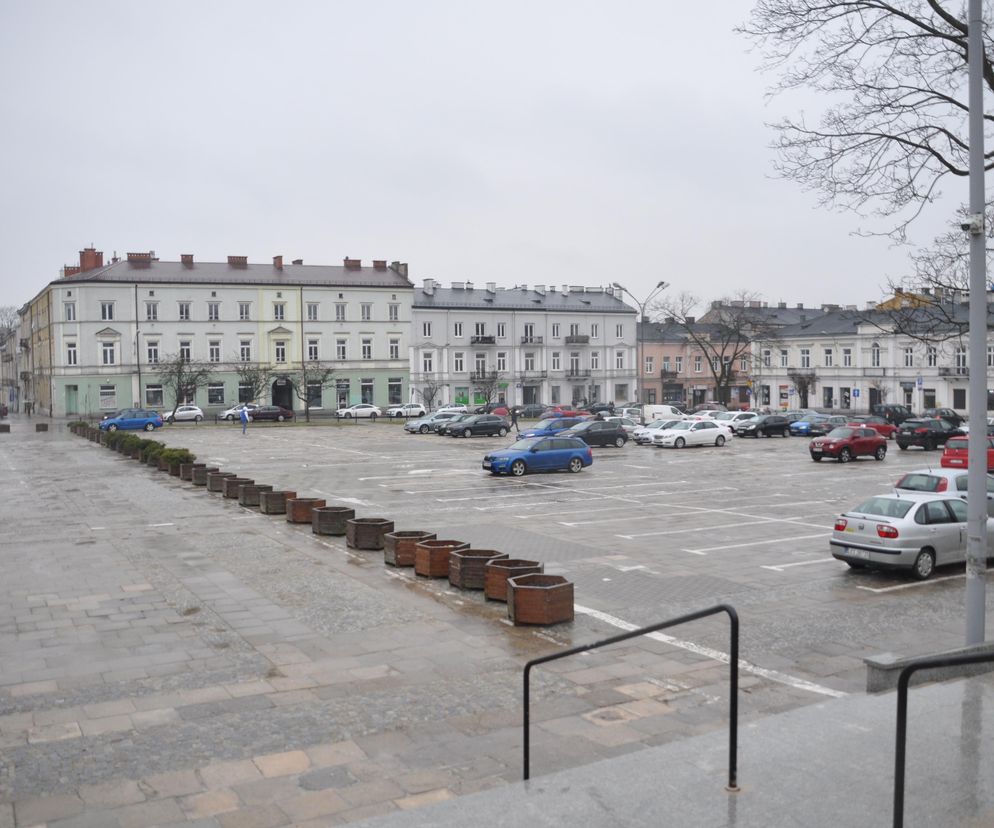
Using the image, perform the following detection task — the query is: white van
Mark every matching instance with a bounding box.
[641,404,685,423]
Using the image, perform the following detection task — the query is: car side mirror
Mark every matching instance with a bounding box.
[530,446,540,453]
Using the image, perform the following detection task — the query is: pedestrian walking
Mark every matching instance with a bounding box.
[510,407,519,433]
[240,406,249,434]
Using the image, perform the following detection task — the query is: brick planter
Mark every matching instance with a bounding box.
[286,497,327,523]
[346,518,395,550]
[157,456,170,472]
[0,424,9,433]
[167,462,182,476]
[259,490,297,515]
[311,506,356,536]
[223,477,254,499]
[383,531,436,567]
[179,462,205,481]
[507,574,574,626]
[414,539,469,578]
[191,466,219,486]
[129,448,142,460]
[239,484,273,507]
[484,559,544,602]
[35,423,49,432]
[449,549,508,590]
[206,471,237,492]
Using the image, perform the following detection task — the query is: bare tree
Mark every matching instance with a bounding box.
[417,380,443,412]
[156,354,216,420]
[0,306,18,334]
[739,1,994,241]
[287,363,336,423]
[233,362,271,405]
[788,369,817,409]
[472,370,504,408]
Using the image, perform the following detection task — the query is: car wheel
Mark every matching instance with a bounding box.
[911,549,936,581]
[568,457,583,473]
[715,435,725,447]
[463,428,472,438]
[194,415,202,423]
[838,448,852,463]
[498,427,508,437]
[344,412,352,418]
[899,443,908,451]
[811,455,822,462]
[277,415,285,422]
[143,423,154,431]
[510,460,527,477]
[845,561,866,569]
[395,412,403,418]
[419,425,429,434]
[370,413,377,421]
[674,437,686,448]
[874,446,887,461]
[108,424,118,432]
[925,438,935,451]
[614,436,625,447]
[782,428,789,437]
[225,414,234,421]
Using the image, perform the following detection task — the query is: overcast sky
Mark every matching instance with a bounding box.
[0,1,958,314]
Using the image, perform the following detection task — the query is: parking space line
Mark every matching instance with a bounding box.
[761,557,837,572]
[855,572,990,593]
[685,532,831,554]
[574,604,847,698]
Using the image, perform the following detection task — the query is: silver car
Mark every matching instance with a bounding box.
[830,492,994,580]
[404,411,460,434]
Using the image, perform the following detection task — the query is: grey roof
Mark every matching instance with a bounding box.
[53,259,414,290]
[775,305,984,338]
[699,303,830,327]
[638,321,691,343]
[413,285,635,314]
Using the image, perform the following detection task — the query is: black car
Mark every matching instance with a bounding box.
[921,407,965,427]
[871,403,914,425]
[514,404,548,419]
[736,414,791,437]
[560,420,629,447]
[807,415,848,437]
[251,405,294,422]
[436,414,474,435]
[447,414,511,438]
[895,418,964,450]
[586,402,616,415]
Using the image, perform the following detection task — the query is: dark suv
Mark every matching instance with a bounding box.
[447,414,510,438]
[560,420,629,447]
[921,407,964,427]
[871,403,914,425]
[896,418,964,451]
[737,414,791,437]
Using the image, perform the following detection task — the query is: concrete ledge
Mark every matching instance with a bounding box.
[865,641,994,693]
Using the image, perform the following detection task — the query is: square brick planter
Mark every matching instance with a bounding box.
[484,559,544,602]
[35,423,48,432]
[383,531,436,567]
[239,484,273,507]
[414,539,469,578]
[0,424,10,433]
[449,549,508,590]
[507,574,574,626]
[191,466,219,486]
[312,506,356,536]
[259,490,297,515]
[346,518,395,550]
[286,497,327,523]
[180,462,205,481]
[206,471,237,492]
[223,477,254,499]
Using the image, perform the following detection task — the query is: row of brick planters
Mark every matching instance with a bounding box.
[312,506,355,536]
[484,559,544,602]
[192,466,219,486]
[206,471,236,492]
[507,574,574,626]
[383,530,436,567]
[286,497,326,524]
[346,518,395,550]
[239,484,273,507]
[223,477,254,499]
[259,490,297,515]
[449,549,508,590]
[179,462,205,481]
[414,539,469,578]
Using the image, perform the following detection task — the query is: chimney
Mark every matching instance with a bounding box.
[180,254,194,267]
[79,247,103,271]
[344,257,362,270]
[63,266,81,278]
[227,255,248,268]
[465,281,474,290]
[391,261,409,278]
[778,301,787,309]
[486,282,496,293]
[292,259,303,265]
[273,255,283,269]
[534,284,545,295]
[561,284,569,294]
[127,251,153,267]
[796,303,803,309]
[451,281,464,290]
[423,278,435,296]
[373,259,387,270]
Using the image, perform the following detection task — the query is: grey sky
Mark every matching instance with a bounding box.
[0,1,955,313]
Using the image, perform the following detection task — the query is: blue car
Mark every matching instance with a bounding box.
[518,417,584,439]
[98,408,163,432]
[483,436,593,477]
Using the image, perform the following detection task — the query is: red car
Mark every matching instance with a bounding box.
[939,436,994,470]
[809,426,887,463]
[846,415,897,440]
[539,406,589,419]
[249,405,294,422]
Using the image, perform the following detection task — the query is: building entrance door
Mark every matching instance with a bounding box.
[271,378,293,410]
[65,385,78,416]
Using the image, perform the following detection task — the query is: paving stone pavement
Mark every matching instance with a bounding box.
[3,418,984,827]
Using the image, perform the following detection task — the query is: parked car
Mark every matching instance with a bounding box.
[653,420,732,448]
[870,403,914,425]
[641,404,684,422]
[809,427,888,463]
[404,411,461,434]
[789,414,840,437]
[98,408,163,432]
[539,407,587,419]
[250,405,294,422]
[386,403,426,418]
[807,416,849,437]
[713,411,758,434]
[939,436,994,470]
[220,403,260,421]
[586,402,616,415]
[603,415,638,434]
[436,413,475,435]
[437,404,469,414]
[921,407,965,427]
[519,417,584,438]
[335,404,381,419]
[633,418,683,445]
[482,436,593,476]
[895,468,994,502]
[896,418,964,451]
[447,414,511,438]
[737,414,791,438]
[514,404,548,419]
[618,406,645,423]
[845,415,898,440]
[472,403,510,415]
[830,492,994,580]
[163,404,204,424]
[685,403,728,415]
[560,420,629,447]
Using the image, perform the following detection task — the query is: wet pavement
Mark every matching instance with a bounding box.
[1,415,992,826]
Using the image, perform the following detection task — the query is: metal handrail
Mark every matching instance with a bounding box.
[522,604,739,790]
[893,650,994,828]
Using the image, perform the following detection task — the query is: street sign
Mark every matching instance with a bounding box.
[916,375,923,389]
[852,388,860,398]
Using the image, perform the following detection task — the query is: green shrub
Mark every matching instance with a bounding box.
[141,441,166,462]
[160,448,196,466]
[119,434,142,453]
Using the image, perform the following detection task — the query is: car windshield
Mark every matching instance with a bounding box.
[850,497,914,519]
[896,473,946,492]
[945,438,968,450]
[902,419,929,429]
[668,422,693,431]
[826,427,854,438]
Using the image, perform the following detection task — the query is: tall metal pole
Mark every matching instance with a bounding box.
[965,0,987,645]
[613,281,669,407]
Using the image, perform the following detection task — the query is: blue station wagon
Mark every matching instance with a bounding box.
[483,436,593,476]
[518,417,584,439]
[98,408,164,432]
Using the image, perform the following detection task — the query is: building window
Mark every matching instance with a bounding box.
[239,302,251,320]
[694,355,703,373]
[178,302,190,321]
[66,342,77,365]
[953,387,966,408]
[955,346,967,370]
[497,351,507,371]
[663,356,671,371]
[523,323,535,341]
[591,323,599,338]
[778,349,787,368]
[389,338,400,360]
[675,356,683,373]
[591,351,600,370]
[336,339,347,360]
[552,352,561,371]
[422,351,434,372]
[308,339,319,361]
[273,303,285,321]
[988,346,994,368]
[64,303,76,321]
[551,385,561,405]
[422,321,432,338]
[275,341,287,363]
[209,341,220,363]
[307,303,318,321]
[497,322,506,338]
[305,382,322,408]
[454,322,463,338]
[454,352,465,372]
[361,338,372,360]
[146,302,158,321]
[569,323,579,336]
[388,304,399,322]
[739,357,748,371]
[361,303,372,321]
[927,346,937,367]
[800,349,811,369]
[239,340,251,361]
[102,341,116,365]
[843,347,852,367]
[208,302,220,321]
[524,352,535,371]
[208,383,225,405]
[99,385,117,409]
[238,383,253,403]
[336,379,350,408]
[869,342,880,368]
[824,348,833,367]
[475,353,486,372]
[475,322,486,336]
[361,378,374,404]
[335,303,347,321]
[905,347,915,368]
[179,340,191,362]
[645,356,654,374]
[145,384,163,407]
[388,378,402,405]
[552,323,561,338]
[712,357,721,372]
[616,324,624,338]
[762,349,771,368]
[101,302,114,321]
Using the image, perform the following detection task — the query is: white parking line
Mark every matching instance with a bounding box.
[855,572,991,593]
[148,522,174,527]
[574,604,846,698]
[761,557,837,572]
[685,532,831,554]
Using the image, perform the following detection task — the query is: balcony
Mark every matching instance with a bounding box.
[470,335,496,345]
[566,369,592,378]
[470,370,500,383]
[565,335,590,344]
[520,335,544,345]
[659,369,678,379]
[938,366,968,377]
[519,370,548,380]
[862,367,887,377]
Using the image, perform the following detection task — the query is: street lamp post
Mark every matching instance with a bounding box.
[612,281,669,406]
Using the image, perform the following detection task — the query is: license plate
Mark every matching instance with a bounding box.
[811,448,822,453]
[482,461,492,469]
[848,548,869,559]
